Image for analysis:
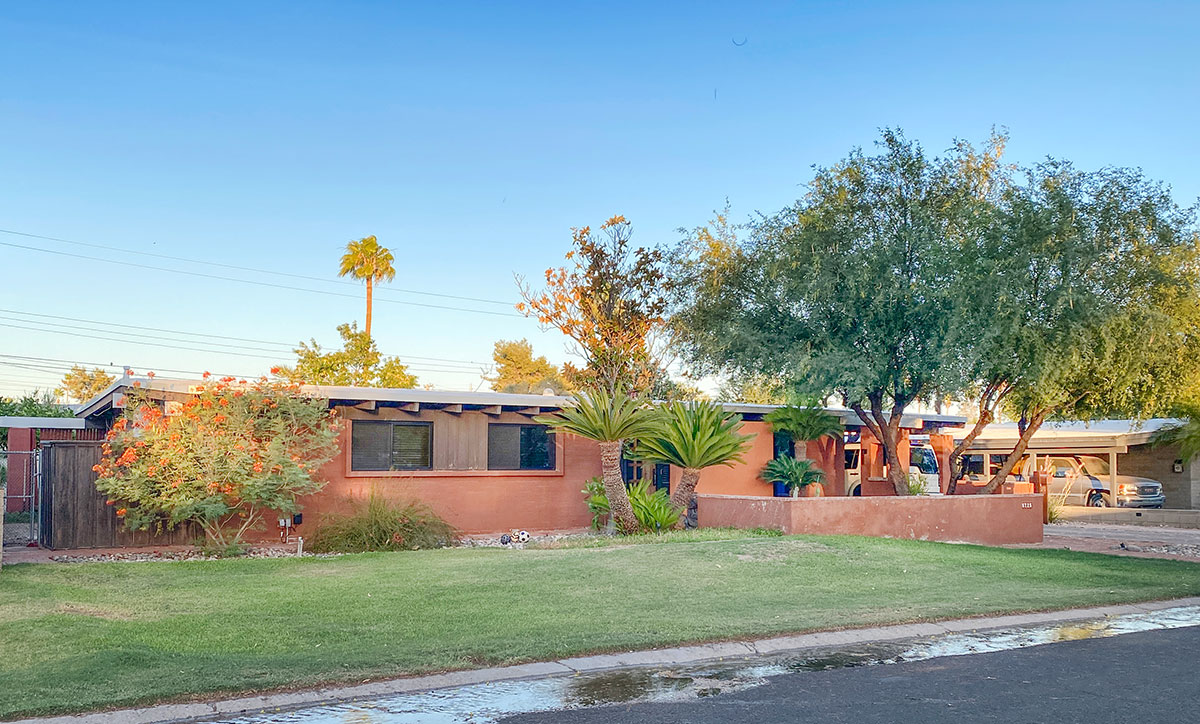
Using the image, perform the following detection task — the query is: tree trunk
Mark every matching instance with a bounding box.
[851,397,909,495]
[946,409,993,495]
[365,278,374,339]
[598,440,640,533]
[982,408,1049,493]
[669,467,702,526]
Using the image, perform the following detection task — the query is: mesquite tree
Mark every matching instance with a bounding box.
[672,130,988,495]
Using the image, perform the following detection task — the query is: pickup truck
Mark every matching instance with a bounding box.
[1016,454,1165,508]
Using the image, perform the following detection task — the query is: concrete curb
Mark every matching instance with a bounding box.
[15,596,1200,724]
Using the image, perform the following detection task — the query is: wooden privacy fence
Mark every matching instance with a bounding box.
[39,440,198,549]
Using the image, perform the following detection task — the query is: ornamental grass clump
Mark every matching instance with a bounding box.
[308,491,457,552]
[94,374,342,548]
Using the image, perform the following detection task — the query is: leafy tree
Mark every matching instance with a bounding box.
[1151,405,1200,463]
[716,374,787,404]
[94,376,341,548]
[338,235,395,339]
[518,215,671,395]
[633,400,754,516]
[0,392,73,449]
[484,339,569,394]
[535,387,662,534]
[672,130,984,494]
[55,365,115,403]
[277,322,418,388]
[954,163,1200,491]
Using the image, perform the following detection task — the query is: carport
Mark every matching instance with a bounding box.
[964,420,1181,506]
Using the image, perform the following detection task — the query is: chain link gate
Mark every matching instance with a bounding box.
[2,447,41,546]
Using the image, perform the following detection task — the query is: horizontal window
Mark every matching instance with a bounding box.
[488,424,555,470]
[351,421,432,471]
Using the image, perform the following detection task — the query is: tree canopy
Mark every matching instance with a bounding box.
[484,339,568,394]
[518,215,671,395]
[276,322,418,388]
[55,365,115,404]
[672,130,986,494]
[672,129,1200,494]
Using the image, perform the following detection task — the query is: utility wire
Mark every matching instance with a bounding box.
[0,308,491,366]
[0,228,516,306]
[0,239,525,318]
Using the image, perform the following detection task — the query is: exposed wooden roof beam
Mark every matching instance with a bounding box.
[480,405,503,416]
[399,402,420,413]
[442,403,463,414]
[515,406,542,416]
[354,400,377,412]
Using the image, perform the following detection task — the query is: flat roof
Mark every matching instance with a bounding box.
[73,377,967,430]
[963,419,1181,453]
[0,416,89,430]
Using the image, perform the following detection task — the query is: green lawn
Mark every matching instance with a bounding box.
[2,532,1199,719]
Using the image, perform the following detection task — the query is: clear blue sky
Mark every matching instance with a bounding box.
[2,1,1198,397]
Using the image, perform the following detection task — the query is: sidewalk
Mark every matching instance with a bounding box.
[12,596,1200,724]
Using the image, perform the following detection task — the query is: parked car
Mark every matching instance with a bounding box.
[1017,455,1165,508]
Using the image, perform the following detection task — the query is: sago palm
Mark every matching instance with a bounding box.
[338,235,396,339]
[535,387,661,533]
[635,400,754,514]
[761,456,825,494]
[764,404,843,445]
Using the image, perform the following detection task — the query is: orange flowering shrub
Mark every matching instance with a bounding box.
[94,376,342,547]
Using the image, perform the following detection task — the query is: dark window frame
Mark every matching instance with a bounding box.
[487,423,557,471]
[351,420,434,471]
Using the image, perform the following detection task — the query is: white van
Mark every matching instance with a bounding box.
[843,440,941,495]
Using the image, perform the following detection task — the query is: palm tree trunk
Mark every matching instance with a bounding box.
[598,441,640,533]
[669,467,701,512]
[669,467,702,530]
[365,278,374,339]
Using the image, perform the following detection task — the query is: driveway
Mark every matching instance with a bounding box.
[503,625,1200,723]
[1035,522,1200,560]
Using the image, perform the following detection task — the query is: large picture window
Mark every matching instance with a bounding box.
[351,421,433,471]
[488,424,555,470]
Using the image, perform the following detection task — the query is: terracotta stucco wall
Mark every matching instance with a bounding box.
[291,407,599,537]
[697,493,1044,545]
[686,421,845,498]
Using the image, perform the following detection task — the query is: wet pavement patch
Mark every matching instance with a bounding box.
[201,606,1200,724]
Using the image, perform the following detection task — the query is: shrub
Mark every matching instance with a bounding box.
[94,375,341,548]
[308,492,457,553]
[906,472,929,496]
[582,477,611,530]
[582,477,680,532]
[627,480,682,531]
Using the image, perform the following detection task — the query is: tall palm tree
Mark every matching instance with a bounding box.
[635,400,754,515]
[536,387,661,534]
[338,235,396,339]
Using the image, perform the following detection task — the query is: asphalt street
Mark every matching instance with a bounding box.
[503,625,1200,723]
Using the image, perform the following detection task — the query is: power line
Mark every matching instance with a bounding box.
[0,321,488,374]
[0,239,525,318]
[0,228,517,306]
[0,308,492,366]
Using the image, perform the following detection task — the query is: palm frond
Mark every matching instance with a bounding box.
[764,405,843,442]
[633,400,753,469]
[760,456,825,490]
[534,386,662,443]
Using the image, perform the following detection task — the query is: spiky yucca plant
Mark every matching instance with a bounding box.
[536,387,661,534]
[635,400,754,514]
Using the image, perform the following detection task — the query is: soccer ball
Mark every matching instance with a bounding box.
[515,530,530,544]
[499,533,512,546]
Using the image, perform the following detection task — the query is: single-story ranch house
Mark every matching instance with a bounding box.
[3,377,969,539]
